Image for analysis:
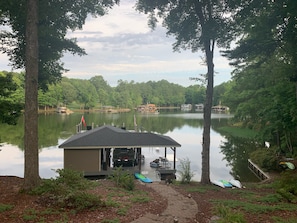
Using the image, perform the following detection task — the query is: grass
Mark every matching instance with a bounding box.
[212,198,297,214]
[178,181,297,222]
[130,195,151,203]
[218,126,257,139]
[22,208,69,222]
[105,197,121,207]
[214,205,246,223]
[186,185,220,193]
[272,216,297,223]
[0,203,14,213]
[101,219,120,223]
[117,207,129,216]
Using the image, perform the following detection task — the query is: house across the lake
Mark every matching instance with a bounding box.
[181,104,192,111]
[212,105,230,113]
[136,104,159,114]
[59,125,181,179]
[195,103,204,112]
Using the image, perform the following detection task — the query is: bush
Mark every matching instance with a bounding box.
[177,158,194,184]
[109,167,135,191]
[275,171,297,203]
[32,169,104,211]
[32,169,96,195]
[249,148,278,171]
[65,191,105,210]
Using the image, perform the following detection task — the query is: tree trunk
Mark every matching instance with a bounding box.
[23,0,40,190]
[200,39,214,184]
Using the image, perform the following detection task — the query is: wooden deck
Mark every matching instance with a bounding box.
[248,159,270,180]
[156,169,176,180]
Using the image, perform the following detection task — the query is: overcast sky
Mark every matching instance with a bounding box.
[0,0,233,87]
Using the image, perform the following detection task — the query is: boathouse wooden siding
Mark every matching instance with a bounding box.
[64,149,102,173]
[59,125,181,177]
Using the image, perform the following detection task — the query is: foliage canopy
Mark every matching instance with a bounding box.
[0,0,119,90]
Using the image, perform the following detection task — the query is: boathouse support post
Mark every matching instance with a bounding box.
[169,147,176,170]
[173,147,176,170]
[138,147,142,172]
[102,148,107,170]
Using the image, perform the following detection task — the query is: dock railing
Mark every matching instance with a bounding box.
[248,159,270,180]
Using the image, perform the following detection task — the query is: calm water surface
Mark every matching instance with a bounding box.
[0,111,256,182]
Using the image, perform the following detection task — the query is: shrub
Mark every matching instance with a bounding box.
[275,171,297,203]
[177,158,194,184]
[65,191,105,210]
[249,148,278,171]
[109,167,135,191]
[32,169,105,211]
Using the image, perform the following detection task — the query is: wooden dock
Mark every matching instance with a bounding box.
[156,169,176,180]
[248,159,270,180]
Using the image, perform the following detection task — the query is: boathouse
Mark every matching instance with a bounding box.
[58,125,181,178]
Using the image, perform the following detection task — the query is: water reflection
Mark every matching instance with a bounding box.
[0,112,259,181]
[220,136,260,182]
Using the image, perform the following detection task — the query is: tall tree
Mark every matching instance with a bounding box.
[0,0,119,189]
[225,0,297,88]
[0,0,120,90]
[223,0,297,153]
[24,0,39,190]
[135,0,234,183]
[90,75,113,106]
[185,85,206,105]
[71,79,98,109]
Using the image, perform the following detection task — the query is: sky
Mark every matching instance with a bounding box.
[0,0,233,87]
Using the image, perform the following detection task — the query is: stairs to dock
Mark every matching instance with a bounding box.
[248,159,270,180]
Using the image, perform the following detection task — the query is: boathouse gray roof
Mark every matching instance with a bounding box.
[59,125,181,149]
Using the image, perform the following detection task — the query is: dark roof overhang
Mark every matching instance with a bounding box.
[59,125,181,149]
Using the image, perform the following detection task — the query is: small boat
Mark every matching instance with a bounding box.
[211,179,233,188]
[221,180,233,188]
[229,179,242,188]
[134,173,153,183]
[279,161,295,170]
[150,161,161,168]
[150,158,161,168]
[211,180,225,188]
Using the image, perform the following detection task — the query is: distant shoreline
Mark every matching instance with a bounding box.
[37,106,180,114]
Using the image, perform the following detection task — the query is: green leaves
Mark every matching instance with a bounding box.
[0,72,22,125]
[0,0,119,89]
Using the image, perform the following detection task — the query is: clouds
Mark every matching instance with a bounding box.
[0,0,232,87]
[61,1,232,86]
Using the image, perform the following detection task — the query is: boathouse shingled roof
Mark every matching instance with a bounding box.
[59,125,181,149]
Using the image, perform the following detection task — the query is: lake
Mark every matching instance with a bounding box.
[0,111,259,182]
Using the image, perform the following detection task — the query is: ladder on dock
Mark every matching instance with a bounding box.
[248,159,270,180]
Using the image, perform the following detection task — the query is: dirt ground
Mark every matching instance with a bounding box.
[0,176,167,223]
[1,176,297,223]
